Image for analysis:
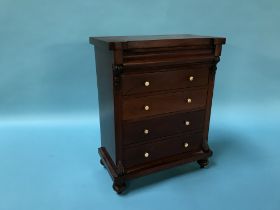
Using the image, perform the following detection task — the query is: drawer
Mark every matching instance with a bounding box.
[123,132,203,168]
[123,110,205,145]
[123,88,207,120]
[121,68,209,95]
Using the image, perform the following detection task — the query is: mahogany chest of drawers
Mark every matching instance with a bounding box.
[89,34,226,194]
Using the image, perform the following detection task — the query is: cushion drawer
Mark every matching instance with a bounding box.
[123,110,205,145]
[123,88,207,120]
[121,68,209,95]
[123,132,203,168]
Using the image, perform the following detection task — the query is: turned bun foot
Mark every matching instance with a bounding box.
[113,181,126,194]
[197,159,209,168]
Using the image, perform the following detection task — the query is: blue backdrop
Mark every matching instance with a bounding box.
[0,0,279,209]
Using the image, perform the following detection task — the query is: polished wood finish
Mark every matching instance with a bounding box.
[121,67,209,95]
[94,47,116,162]
[90,34,226,194]
[123,88,208,120]
[123,132,203,168]
[123,110,205,145]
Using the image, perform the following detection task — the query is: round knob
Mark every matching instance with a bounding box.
[144,105,150,111]
[187,98,192,104]
[144,129,149,134]
[184,142,189,148]
[185,121,190,126]
[144,152,149,158]
[144,81,150,87]
[189,76,194,81]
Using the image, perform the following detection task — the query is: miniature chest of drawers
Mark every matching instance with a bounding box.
[89,34,226,194]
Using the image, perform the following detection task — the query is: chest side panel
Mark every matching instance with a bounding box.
[94,46,116,163]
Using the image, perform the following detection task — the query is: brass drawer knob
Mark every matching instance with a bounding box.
[189,76,194,81]
[144,129,149,134]
[184,142,189,148]
[144,105,150,111]
[144,81,150,87]
[185,121,190,126]
[144,152,149,158]
[187,98,192,104]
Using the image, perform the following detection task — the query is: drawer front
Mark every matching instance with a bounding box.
[121,68,209,95]
[123,110,205,145]
[123,88,207,120]
[123,132,203,168]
